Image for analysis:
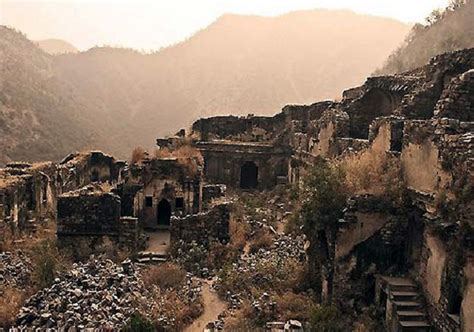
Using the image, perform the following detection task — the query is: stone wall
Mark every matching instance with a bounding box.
[197,141,290,189]
[170,203,231,246]
[56,186,138,257]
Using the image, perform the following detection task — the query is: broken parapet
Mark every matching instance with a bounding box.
[57,185,139,258]
[170,202,231,247]
[58,151,125,193]
[202,184,227,207]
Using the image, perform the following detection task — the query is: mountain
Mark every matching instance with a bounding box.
[377,0,474,74]
[0,10,410,163]
[36,39,78,55]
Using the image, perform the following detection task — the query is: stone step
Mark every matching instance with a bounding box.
[397,311,427,322]
[399,320,431,331]
[136,251,168,264]
[393,301,423,311]
[391,291,420,301]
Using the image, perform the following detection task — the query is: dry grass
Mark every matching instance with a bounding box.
[249,229,274,254]
[130,146,146,164]
[340,149,402,198]
[0,288,27,328]
[275,292,316,322]
[154,144,203,176]
[142,263,186,291]
[151,288,204,331]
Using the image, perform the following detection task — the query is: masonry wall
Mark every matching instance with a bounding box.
[170,203,231,246]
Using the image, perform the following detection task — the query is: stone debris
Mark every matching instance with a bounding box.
[15,257,155,330]
[218,233,306,308]
[0,250,33,288]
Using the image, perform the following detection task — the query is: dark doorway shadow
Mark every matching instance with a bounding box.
[240,161,258,189]
[157,199,171,227]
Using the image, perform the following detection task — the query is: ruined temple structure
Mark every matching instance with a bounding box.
[157,48,474,331]
[118,156,203,230]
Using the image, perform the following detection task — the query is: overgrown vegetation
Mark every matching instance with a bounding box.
[340,149,403,200]
[140,264,203,331]
[31,239,67,289]
[142,263,186,291]
[0,288,28,329]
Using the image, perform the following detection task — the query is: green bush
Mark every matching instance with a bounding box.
[32,240,62,289]
[309,305,347,332]
[123,313,155,332]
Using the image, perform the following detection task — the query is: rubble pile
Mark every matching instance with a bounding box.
[218,233,306,307]
[15,258,155,330]
[0,250,33,288]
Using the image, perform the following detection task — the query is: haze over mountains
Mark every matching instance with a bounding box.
[36,39,78,55]
[1,10,411,164]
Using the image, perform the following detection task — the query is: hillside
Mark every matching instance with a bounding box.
[0,27,91,165]
[1,10,410,163]
[377,0,474,74]
[36,39,78,55]
[53,10,409,152]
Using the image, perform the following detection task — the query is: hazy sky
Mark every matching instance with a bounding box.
[0,0,449,51]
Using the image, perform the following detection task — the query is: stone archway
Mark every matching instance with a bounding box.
[157,199,171,227]
[240,161,258,189]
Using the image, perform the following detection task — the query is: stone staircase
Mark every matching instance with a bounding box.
[136,251,168,264]
[384,277,431,332]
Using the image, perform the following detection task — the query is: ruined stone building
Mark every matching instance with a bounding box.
[0,45,473,331]
[158,48,474,331]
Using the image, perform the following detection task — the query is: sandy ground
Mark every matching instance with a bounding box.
[146,230,170,254]
[184,280,227,332]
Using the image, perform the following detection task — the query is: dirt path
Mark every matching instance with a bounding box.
[184,280,227,332]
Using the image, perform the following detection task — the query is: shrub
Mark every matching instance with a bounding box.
[275,292,316,322]
[31,240,64,289]
[130,147,146,164]
[142,264,186,291]
[154,144,203,176]
[123,313,155,332]
[341,149,402,199]
[0,288,25,328]
[309,305,348,332]
[249,229,273,254]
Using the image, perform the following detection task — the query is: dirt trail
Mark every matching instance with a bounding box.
[184,280,227,332]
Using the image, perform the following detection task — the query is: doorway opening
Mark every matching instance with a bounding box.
[240,161,258,189]
[157,199,171,227]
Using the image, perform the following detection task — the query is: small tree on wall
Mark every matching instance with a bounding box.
[300,158,347,303]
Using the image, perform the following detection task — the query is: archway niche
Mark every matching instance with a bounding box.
[240,161,258,189]
[157,199,171,227]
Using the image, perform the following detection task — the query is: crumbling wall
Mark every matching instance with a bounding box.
[434,69,474,121]
[58,151,124,193]
[192,114,287,143]
[56,186,137,258]
[198,142,290,189]
[422,232,447,303]
[170,202,231,246]
[401,121,449,193]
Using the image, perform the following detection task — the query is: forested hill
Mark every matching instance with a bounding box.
[377,0,474,75]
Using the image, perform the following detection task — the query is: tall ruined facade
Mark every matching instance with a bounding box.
[164,48,473,331]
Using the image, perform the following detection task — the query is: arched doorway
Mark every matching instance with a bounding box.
[157,199,171,227]
[240,161,258,189]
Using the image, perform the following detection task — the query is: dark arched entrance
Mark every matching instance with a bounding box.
[240,161,258,189]
[157,199,171,227]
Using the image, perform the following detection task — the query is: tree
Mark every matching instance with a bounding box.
[300,159,347,302]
